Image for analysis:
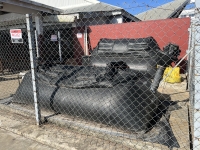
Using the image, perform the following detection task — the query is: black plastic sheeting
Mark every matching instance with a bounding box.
[13,65,158,132]
[85,37,180,79]
[12,64,179,148]
[89,37,159,78]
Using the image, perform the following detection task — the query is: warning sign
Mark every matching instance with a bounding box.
[51,35,58,41]
[77,33,82,38]
[10,29,23,43]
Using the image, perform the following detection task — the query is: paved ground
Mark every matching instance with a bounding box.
[159,79,190,150]
[0,74,20,100]
[0,128,54,150]
[0,107,132,150]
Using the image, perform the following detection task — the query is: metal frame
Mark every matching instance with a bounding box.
[26,14,41,126]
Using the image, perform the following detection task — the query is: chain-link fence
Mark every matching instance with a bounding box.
[0,0,199,149]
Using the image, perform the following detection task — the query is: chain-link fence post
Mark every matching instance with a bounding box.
[194,1,200,149]
[26,14,41,126]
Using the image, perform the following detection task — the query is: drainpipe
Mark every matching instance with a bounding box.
[35,14,43,65]
[84,26,89,56]
[34,30,39,58]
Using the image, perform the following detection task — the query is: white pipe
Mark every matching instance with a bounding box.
[34,30,39,58]
[58,31,62,62]
[84,29,86,55]
[187,26,192,90]
[85,26,89,56]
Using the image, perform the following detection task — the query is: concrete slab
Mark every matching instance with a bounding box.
[0,128,54,150]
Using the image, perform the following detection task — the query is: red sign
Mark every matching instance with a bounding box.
[10,29,22,39]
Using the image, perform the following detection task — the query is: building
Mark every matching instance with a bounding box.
[179,8,195,18]
[30,0,140,25]
[31,0,100,10]
[0,0,61,73]
[29,0,140,63]
[0,0,140,73]
[136,0,190,21]
[179,0,195,19]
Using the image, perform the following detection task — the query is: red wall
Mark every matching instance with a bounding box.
[73,18,191,69]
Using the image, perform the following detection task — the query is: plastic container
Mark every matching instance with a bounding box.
[163,66,181,83]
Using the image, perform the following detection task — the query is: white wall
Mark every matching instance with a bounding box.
[30,0,99,9]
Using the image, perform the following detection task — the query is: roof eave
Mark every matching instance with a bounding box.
[0,0,62,14]
[168,0,190,18]
[121,10,141,22]
[64,9,140,22]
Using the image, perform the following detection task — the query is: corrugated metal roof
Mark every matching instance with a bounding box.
[63,2,123,14]
[136,0,190,21]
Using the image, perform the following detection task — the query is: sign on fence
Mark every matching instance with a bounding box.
[77,33,82,38]
[10,29,23,43]
[51,34,58,41]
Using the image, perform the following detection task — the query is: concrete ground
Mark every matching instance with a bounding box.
[159,78,190,150]
[0,106,131,150]
[0,128,54,150]
[0,73,20,100]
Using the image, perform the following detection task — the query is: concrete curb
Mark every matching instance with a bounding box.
[0,103,75,150]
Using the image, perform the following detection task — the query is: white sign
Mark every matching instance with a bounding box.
[77,33,82,38]
[10,29,22,39]
[10,29,23,43]
[51,35,58,41]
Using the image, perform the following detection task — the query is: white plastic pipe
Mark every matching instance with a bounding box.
[58,31,62,62]
[34,30,39,58]
[84,26,89,56]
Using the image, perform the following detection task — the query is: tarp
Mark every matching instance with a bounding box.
[12,64,179,148]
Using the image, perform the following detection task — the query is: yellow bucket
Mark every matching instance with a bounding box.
[163,66,181,83]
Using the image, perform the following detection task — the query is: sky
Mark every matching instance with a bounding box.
[99,0,193,15]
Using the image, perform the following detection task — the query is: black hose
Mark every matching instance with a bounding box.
[150,66,166,93]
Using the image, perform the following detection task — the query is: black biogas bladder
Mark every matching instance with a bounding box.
[12,37,180,148]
